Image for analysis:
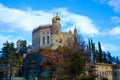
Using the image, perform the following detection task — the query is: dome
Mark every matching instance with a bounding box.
[56,15,60,20]
[55,13,60,20]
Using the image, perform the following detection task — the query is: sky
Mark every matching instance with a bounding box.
[0,0,120,56]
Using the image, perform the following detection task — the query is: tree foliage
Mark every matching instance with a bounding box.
[87,39,120,64]
[98,42,103,63]
[1,41,21,78]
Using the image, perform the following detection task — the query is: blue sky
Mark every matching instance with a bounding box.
[0,0,120,56]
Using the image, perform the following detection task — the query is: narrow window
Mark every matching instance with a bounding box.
[47,31,49,34]
[47,36,49,44]
[43,37,45,45]
[43,32,44,34]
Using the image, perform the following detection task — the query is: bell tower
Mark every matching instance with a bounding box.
[51,13,61,34]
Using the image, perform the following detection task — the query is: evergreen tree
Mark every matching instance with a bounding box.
[87,39,97,63]
[98,41,103,63]
[2,41,21,78]
[87,39,91,63]
[112,56,116,64]
[115,56,120,64]
[107,52,112,64]
[92,42,96,63]
[88,39,93,63]
[71,52,85,79]
[102,52,107,63]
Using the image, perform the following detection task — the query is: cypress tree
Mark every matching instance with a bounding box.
[102,52,107,63]
[98,41,103,63]
[107,52,112,64]
[92,43,96,63]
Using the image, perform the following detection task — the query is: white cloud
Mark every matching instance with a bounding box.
[109,26,120,35]
[0,34,23,50]
[111,16,120,23]
[108,0,120,12]
[51,8,99,35]
[98,26,120,40]
[0,3,99,35]
[0,3,53,31]
[102,43,120,52]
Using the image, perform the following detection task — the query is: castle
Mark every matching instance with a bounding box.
[32,13,78,51]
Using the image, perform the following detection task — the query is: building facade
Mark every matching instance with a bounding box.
[113,64,120,80]
[94,63,113,80]
[32,13,77,51]
[89,63,120,80]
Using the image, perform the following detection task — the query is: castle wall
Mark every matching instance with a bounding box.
[32,14,77,51]
[32,25,52,51]
[32,30,40,51]
[60,32,75,46]
[40,28,51,48]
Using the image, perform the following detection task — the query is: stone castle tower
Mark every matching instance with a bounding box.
[32,13,77,51]
[51,13,61,34]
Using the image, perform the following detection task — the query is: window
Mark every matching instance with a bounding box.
[43,32,45,34]
[47,36,49,44]
[43,37,45,45]
[47,31,49,34]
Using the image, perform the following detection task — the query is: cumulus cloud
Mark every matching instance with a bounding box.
[0,3,99,35]
[108,0,120,12]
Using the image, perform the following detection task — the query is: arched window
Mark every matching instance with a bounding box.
[47,36,49,44]
[43,37,45,45]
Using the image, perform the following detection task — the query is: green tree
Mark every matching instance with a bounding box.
[107,52,112,64]
[87,39,97,63]
[88,39,92,63]
[98,41,103,63]
[102,52,108,63]
[115,56,120,64]
[68,35,86,79]
[2,41,21,78]
[92,42,96,63]
[71,52,85,79]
